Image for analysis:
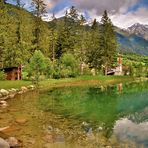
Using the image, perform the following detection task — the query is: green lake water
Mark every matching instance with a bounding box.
[39,81,148,147]
[0,80,148,148]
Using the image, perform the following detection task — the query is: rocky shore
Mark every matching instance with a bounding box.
[0,85,35,148]
[0,85,35,107]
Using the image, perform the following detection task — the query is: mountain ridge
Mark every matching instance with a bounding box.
[127,23,148,41]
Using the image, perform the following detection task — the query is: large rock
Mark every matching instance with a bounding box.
[15,118,28,124]
[0,137,10,148]
[27,85,35,90]
[0,89,9,96]
[21,86,28,92]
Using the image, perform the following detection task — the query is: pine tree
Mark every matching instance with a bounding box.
[31,0,47,18]
[56,6,80,59]
[50,13,57,62]
[87,19,101,70]
[100,10,117,75]
[75,14,87,74]
[31,0,47,52]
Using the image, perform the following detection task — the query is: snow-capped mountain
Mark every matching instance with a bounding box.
[127,23,148,41]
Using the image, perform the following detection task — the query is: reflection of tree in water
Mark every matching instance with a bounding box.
[38,81,148,138]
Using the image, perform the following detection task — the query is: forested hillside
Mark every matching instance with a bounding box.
[0,3,117,74]
[0,3,51,68]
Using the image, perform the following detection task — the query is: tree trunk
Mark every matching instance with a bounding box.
[17,66,20,80]
[104,66,108,75]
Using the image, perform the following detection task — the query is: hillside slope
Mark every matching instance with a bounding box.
[0,3,51,67]
[115,28,148,56]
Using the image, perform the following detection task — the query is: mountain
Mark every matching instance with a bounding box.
[115,26,148,56]
[127,23,148,41]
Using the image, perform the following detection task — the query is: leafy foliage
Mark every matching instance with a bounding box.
[0,70,6,80]
[27,50,47,84]
[60,53,79,78]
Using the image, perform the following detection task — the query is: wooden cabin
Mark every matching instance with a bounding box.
[2,67,22,80]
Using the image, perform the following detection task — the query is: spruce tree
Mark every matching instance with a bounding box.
[56,6,80,59]
[31,0,47,52]
[100,10,117,75]
[50,13,57,62]
[75,14,87,74]
[87,19,101,70]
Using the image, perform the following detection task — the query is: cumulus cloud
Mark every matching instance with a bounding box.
[72,0,139,15]
[110,7,148,28]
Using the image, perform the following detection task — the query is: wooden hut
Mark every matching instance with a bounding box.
[2,67,22,80]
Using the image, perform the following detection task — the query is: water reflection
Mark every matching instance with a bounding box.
[114,118,148,147]
[39,81,148,146]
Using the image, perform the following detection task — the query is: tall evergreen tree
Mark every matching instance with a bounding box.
[50,13,57,62]
[56,6,80,59]
[100,10,117,75]
[75,14,87,74]
[31,0,47,52]
[87,19,101,70]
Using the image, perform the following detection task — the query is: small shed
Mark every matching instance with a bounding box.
[2,67,22,80]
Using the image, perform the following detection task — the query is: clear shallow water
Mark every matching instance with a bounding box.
[39,81,148,147]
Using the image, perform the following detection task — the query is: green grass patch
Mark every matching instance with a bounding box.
[0,80,31,89]
[0,75,136,90]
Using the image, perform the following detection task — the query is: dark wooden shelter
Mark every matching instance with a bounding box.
[2,67,22,80]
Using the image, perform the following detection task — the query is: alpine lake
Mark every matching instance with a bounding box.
[0,80,148,148]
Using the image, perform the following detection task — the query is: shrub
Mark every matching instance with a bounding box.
[0,70,6,80]
[60,53,79,78]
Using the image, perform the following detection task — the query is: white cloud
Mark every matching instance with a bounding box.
[72,0,139,14]
[109,7,148,28]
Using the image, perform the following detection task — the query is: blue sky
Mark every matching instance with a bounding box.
[7,0,148,28]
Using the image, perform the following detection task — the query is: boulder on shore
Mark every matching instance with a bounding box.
[0,89,9,97]
[0,137,10,148]
[21,86,28,92]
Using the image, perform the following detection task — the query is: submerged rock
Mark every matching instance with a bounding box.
[0,137,10,148]
[0,101,8,108]
[6,137,18,147]
[6,137,22,148]
[15,118,28,124]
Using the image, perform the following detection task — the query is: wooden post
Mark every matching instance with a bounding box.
[17,66,20,80]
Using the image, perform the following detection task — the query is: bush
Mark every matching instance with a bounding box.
[60,53,79,78]
[44,58,54,78]
[22,71,29,80]
[0,70,6,80]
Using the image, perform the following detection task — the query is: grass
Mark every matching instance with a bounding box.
[0,80,32,89]
[0,75,136,90]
